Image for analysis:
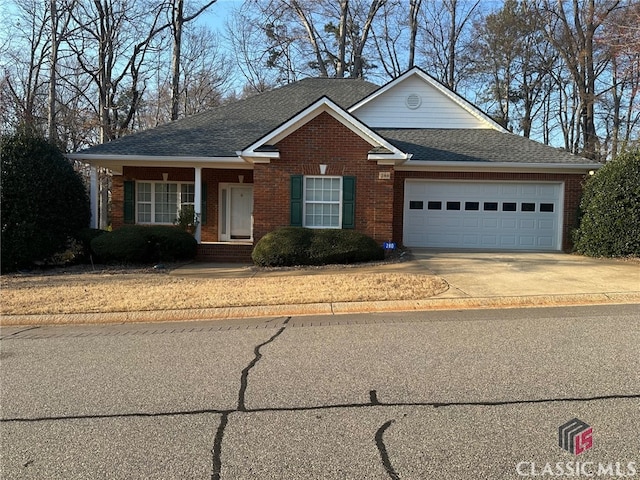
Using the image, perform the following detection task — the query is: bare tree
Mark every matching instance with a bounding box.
[168,0,218,121]
[368,0,403,78]
[2,0,50,132]
[417,0,480,90]
[226,4,279,94]
[231,0,386,81]
[349,0,387,78]
[408,0,421,68]
[536,0,621,160]
[67,0,171,142]
[472,0,556,136]
[598,1,640,157]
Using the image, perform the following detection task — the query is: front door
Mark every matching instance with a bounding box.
[220,185,253,241]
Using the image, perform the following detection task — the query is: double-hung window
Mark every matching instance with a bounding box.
[290,175,355,229]
[304,176,341,228]
[136,182,195,224]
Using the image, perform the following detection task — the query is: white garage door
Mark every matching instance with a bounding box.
[403,180,563,250]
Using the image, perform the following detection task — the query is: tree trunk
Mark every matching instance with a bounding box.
[408,0,421,68]
[447,0,456,89]
[171,0,184,121]
[336,0,349,77]
[291,1,328,77]
[48,0,57,142]
[351,0,386,78]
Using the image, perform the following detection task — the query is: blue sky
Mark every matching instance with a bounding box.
[197,0,242,33]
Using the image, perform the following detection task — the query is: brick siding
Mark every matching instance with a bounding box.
[111,127,587,255]
[196,243,253,262]
[115,166,253,244]
[253,111,395,244]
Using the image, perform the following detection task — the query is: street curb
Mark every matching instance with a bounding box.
[1,292,639,326]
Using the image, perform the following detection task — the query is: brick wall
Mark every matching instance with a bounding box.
[253,111,395,243]
[196,243,253,262]
[114,166,253,243]
[111,134,587,254]
[200,169,254,242]
[393,171,587,251]
[113,167,196,230]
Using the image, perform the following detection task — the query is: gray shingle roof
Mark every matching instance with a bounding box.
[78,75,596,166]
[376,129,596,164]
[79,78,380,157]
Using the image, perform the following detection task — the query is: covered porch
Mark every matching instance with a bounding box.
[71,155,257,262]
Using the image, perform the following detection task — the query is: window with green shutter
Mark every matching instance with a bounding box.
[123,181,135,224]
[342,176,356,229]
[291,175,356,229]
[290,175,303,226]
[201,182,208,225]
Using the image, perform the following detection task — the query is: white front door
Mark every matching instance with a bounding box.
[220,185,253,241]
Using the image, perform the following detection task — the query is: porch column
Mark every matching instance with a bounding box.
[89,165,99,229]
[194,167,202,243]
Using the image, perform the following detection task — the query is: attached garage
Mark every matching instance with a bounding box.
[403,180,563,250]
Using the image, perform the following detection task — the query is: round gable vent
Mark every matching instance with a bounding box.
[405,93,422,109]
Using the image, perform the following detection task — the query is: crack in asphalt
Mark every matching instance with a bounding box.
[212,316,291,479]
[376,419,401,480]
[238,317,291,412]
[3,393,638,423]
[3,312,639,478]
[211,412,230,480]
[0,325,40,339]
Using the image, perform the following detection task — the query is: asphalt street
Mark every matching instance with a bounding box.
[1,305,639,479]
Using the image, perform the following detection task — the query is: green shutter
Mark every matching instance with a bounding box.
[124,181,135,224]
[342,176,356,229]
[200,182,207,225]
[290,175,303,226]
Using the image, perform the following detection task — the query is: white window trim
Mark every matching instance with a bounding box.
[303,175,343,229]
[136,181,195,225]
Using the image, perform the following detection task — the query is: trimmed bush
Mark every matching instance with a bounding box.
[1,129,90,272]
[252,227,384,267]
[91,225,197,263]
[573,149,640,257]
[75,228,108,261]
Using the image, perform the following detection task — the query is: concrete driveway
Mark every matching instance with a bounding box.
[411,249,640,298]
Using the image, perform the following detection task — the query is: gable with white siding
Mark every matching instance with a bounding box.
[350,69,503,130]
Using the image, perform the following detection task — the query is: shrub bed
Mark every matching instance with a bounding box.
[573,149,640,257]
[91,225,197,263]
[252,227,384,267]
[1,129,90,272]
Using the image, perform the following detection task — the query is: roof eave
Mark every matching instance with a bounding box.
[396,160,601,173]
[66,153,253,173]
[368,153,412,165]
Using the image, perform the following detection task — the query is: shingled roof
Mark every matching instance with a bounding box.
[377,129,594,164]
[76,73,597,167]
[78,78,380,157]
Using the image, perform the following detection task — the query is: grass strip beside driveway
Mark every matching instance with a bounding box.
[1,271,448,316]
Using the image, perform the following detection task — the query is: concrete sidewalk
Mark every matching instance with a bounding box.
[169,250,640,316]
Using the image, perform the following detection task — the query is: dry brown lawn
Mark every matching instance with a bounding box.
[1,267,448,315]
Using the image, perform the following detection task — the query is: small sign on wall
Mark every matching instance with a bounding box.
[383,242,396,250]
[378,172,391,180]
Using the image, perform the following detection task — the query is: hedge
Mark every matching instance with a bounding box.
[252,227,384,267]
[573,149,640,257]
[1,129,90,272]
[91,225,197,263]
